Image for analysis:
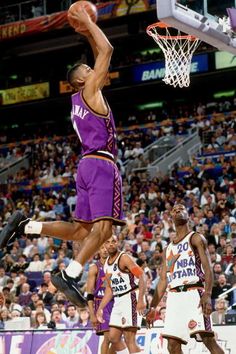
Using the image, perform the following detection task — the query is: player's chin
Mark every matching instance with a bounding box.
[174,218,187,225]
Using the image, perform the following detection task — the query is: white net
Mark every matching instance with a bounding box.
[147,24,200,88]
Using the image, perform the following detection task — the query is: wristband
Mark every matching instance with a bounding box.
[87,293,94,301]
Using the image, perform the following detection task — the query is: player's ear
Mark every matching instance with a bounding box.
[73,78,85,90]
[76,78,84,84]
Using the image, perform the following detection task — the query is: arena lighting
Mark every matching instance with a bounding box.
[213,90,235,98]
[140,48,161,55]
[9,75,18,80]
[137,101,164,110]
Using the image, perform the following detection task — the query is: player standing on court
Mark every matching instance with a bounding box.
[86,244,117,354]
[146,204,225,354]
[0,6,125,307]
[97,235,146,354]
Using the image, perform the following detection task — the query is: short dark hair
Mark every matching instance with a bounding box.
[67,63,82,87]
[40,283,48,287]
[67,304,76,310]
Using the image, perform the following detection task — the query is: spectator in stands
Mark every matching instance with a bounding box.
[1,254,14,272]
[6,278,15,295]
[221,243,235,270]
[65,304,79,329]
[42,253,56,272]
[212,274,233,305]
[38,283,54,306]
[26,253,44,272]
[213,263,224,282]
[208,244,221,263]
[18,283,32,307]
[42,271,57,294]
[29,292,40,311]
[10,245,22,262]
[0,308,10,329]
[73,307,91,329]
[207,136,220,152]
[132,142,144,158]
[55,249,70,267]
[60,241,73,259]
[153,306,166,326]
[216,235,228,257]
[35,300,51,322]
[50,309,67,329]
[204,210,219,230]
[37,235,49,255]
[35,311,48,329]
[132,234,144,257]
[23,239,34,258]
[227,262,236,287]
[2,286,14,304]
[10,308,22,319]
[0,266,10,290]
[211,298,228,325]
[140,240,153,259]
[148,247,163,270]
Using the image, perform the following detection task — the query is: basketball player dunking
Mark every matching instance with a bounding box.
[146,204,224,354]
[0,7,125,307]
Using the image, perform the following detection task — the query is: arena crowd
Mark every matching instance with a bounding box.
[0,98,236,329]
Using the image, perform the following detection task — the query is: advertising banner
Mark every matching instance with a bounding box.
[0,0,154,41]
[136,326,235,353]
[133,54,209,83]
[215,51,236,69]
[0,12,68,41]
[0,330,99,354]
[0,82,49,105]
[0,326,234,354]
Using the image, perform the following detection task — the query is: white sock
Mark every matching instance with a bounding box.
[116,349,129,354]
[65,260,83,278]
[24,221,42,234]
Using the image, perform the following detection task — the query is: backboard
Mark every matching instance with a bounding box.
[156,0,236,54]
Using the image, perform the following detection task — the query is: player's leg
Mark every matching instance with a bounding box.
[123,329,141,353]
[0,212,92,248]
[40,219,92,241]
[201,336,224,354]
[0,161,92,249]
[74,219,112,265]
[109,327,129,353]
[100,331,116,354]
[167,338,183,354]
[51,219,112,306]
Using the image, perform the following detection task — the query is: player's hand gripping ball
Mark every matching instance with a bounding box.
[67,0,98,34]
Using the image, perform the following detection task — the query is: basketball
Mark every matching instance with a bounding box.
[67,1,98,33]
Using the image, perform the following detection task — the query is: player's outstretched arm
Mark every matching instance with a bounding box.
[191,233,213,316]
[96,278,113,323]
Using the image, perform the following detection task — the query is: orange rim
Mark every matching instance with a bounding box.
[146,22,198,41]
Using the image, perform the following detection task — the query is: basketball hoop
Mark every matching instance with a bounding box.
[146,22,200,88]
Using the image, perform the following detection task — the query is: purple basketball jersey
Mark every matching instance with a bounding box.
[94,260,113,334]
[71,91,118,157]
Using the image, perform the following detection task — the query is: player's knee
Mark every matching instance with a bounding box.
[109,334,121,345]
[167,339,182,353]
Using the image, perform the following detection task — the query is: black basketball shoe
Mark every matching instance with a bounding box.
[0,211,30,249]
[52,270,87,307]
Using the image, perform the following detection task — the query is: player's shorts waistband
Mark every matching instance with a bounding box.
[82,150,114,162]
[169,281,204,293]
[114,286,138,298]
